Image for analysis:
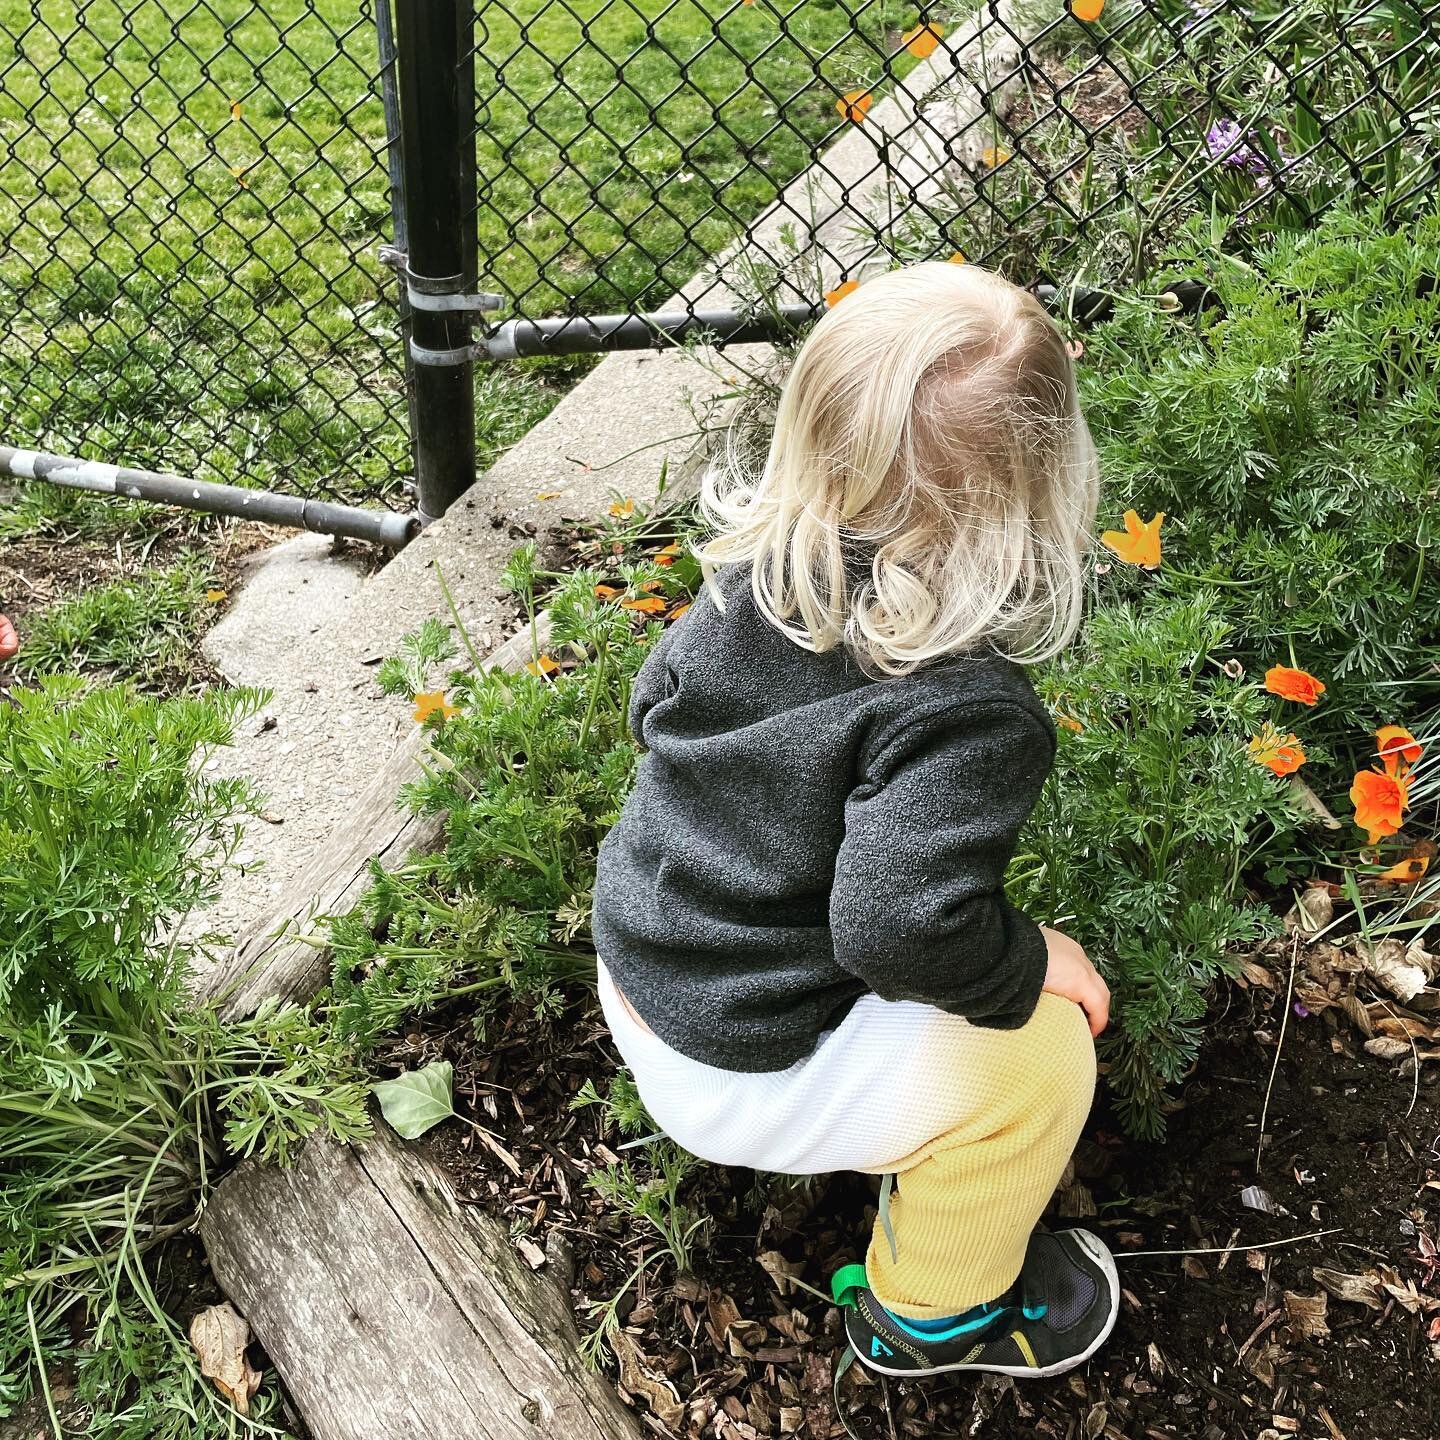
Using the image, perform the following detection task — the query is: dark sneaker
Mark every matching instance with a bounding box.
[834,1228,1119,1379]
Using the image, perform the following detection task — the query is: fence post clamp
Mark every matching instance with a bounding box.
[403,266,503,316]
[402,266,504,366]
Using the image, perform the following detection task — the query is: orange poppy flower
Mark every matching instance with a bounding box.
[1247,724,1305,777]
[825,278,859,307]
[594,583,623,598]
[622,596,668,614]
[523,655,560,678]
[608,497,635,518]
[901,21,943,59]
[1099,509,1163,568]
[1055,713,1083,734]
[947,250,967,265]
[412,690,460,724]
[1351,767,1410,844]
[1072,0,1104,19]
[837,90,873,124]
[1375,724,1423,777]
[654,543,682,567]
[1263,665,1325,707]
[667,603,692,622]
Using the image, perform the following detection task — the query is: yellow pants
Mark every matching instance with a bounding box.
[865,992,1097,1319]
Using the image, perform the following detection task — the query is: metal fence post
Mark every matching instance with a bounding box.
[393,0,477,524]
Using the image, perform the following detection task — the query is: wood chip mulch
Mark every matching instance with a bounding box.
[380,930,1440,1440]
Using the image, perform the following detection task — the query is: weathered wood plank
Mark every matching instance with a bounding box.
[201,1129,640,1440]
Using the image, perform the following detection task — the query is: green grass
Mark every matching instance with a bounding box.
[0,0,916,510]
[14,553,218,687]
[472,0,916,314]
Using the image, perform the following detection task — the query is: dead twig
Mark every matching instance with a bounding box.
[1122,1226,1342,1259]
[1256,931,1301,1173]
[1236,1307,1281,1363]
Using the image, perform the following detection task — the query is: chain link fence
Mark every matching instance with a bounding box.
[3,0,1438,528]
[455,0,1440,345]
[0,0,405,510]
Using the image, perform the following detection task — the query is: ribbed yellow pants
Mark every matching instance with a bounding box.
[864,992,1097,1319]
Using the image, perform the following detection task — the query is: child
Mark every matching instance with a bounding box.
[592,262,1117,1379]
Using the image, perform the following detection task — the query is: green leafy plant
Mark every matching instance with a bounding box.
[1016,599,1302,1136]
[0,678,368,1427]
[570,1072,709,1363]
[324,557,689,1051]
[1083,206,1440,742]
[372,1060,457,1139]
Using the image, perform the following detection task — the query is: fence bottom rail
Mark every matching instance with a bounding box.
[0,446,420,549]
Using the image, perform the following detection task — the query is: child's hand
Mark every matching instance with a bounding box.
[1040,925,1110,1038]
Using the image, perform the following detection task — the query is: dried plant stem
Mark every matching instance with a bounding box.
[1122,1226,1341,1260]
[1256,932,1301,1173]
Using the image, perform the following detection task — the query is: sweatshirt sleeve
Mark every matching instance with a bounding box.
[628,622,681,749]
[829,700,1056,1028]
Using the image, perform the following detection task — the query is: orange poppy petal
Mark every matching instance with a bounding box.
[837,89,873,124]
[1264,664,1325,707]
[1379,852,1431,884]
[1098,509,1163,568]
[1350,767,1409,844]
[1072,0,1104,19]
[1376,724,1423,776]
[1247,725,1305,777]
[901,21,943,59]
[621,596,668,614]
[412,690,460,724]
[825,278,860,307]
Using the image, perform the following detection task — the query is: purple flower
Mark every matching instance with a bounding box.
[1205,117,1283,178]
[1293,1001,1311,1019]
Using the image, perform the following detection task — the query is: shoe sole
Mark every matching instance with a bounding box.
[856,1229,1121,1381]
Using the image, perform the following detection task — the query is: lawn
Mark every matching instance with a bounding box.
[0,0,915,511]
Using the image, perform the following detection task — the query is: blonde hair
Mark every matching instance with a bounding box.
[697,262,1100,675]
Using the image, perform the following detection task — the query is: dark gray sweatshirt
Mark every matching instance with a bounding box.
[592,564,1057,1072]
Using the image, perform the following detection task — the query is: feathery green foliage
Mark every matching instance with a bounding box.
[0,679,368,1426]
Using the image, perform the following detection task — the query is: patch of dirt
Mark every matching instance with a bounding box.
[386,943,1440,1440]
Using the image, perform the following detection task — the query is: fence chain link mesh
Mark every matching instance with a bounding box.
[0,0,405,507]
[463,0,1440,353]
[3,0,1438,509]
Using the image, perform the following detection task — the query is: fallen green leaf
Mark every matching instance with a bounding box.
[372,1060,455,1139]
